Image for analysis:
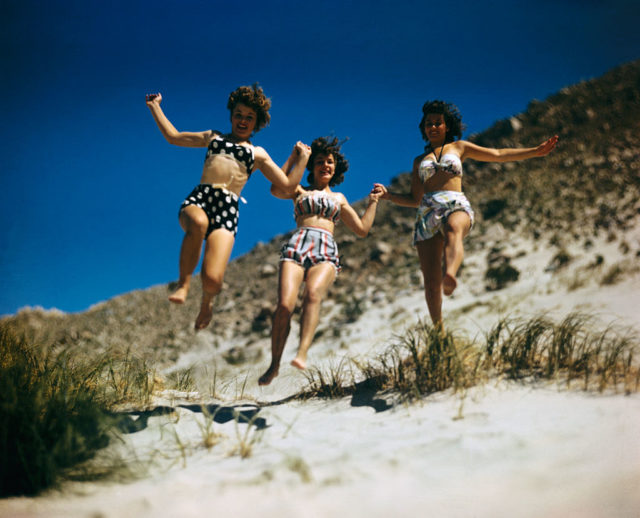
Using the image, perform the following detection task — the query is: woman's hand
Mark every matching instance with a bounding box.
[294,141,311,160]
[372,183,389,200]
[145,93,162,106]
[534,135,559,156]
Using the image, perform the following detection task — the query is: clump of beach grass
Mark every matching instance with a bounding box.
[298,312,639,404]
[0,326,113,496]
[300,323,483,402]
[485,313,639,392]
[0,325,162,497]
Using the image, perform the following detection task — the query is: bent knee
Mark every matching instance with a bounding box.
[201,271,224,294]
[275,301,295,317]
[303,288,326,305]
[444,212,471,234]
[182,211,210,236]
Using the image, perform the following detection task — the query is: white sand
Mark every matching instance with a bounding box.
[2,226,639,518]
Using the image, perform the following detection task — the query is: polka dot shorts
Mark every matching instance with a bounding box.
[179,184,240,238]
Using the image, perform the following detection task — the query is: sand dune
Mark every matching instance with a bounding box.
[2,216,639,518]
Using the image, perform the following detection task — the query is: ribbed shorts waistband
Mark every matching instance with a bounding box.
[297,226,334,237]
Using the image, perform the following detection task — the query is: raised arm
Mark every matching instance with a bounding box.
[145,93,213,147]
[270,141,311,199]
[256,142,310,195]
[458,135,558,162]
[339,188,381,238]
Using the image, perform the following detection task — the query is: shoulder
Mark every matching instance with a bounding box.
[414,151,427,161]
[333,191,348,206]
[207,130,221,142]
[412,152,427,170]
[253,145,269,159]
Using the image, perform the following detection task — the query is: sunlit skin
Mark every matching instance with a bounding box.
[145,91,308,330]
[375,110,558,327]
[258,150,384,385]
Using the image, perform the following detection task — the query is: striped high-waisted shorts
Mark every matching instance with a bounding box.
[280,227,341,273]
[179,184,240,238]
[413,190,474,245]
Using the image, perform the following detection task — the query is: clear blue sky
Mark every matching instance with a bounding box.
[1,0,639,316]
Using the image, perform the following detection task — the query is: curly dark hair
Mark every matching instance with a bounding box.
[306,136,349,187]
[227,83,271,133]
[419,100,465,144]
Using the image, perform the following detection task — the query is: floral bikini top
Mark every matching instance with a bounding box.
[205,135,255,174]
[418,147,463,182]
[294,190,341,223]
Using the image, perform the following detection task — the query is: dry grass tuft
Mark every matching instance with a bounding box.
[297,312,639,404]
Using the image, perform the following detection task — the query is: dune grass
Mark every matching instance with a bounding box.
[0,326,114,496]
[0,324,273,496]
[300,313,639,402]
[2,311,637,496]
[0,325,164,497]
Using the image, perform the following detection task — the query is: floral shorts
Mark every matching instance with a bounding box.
[179,184,240,238]
[280,227,341,273]
[413,191,474,245]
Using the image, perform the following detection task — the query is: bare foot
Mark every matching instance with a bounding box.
[290,358,306,370]
[168,284,189,304]
[443,273,457,296]
[258,365,279,386]
[194,299,213,330]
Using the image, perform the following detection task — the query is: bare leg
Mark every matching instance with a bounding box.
[259,262,305,385]
[416,236,444,326]
[194,229,235,330]
[291,262,336,370]
[442,211,471,296]
[169,205,209,304]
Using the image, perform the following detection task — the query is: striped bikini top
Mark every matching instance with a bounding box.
[418,152,463,182]
[205,135,255,174]
[294,190,341,223]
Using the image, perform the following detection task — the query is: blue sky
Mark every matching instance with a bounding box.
[1,0,639,316]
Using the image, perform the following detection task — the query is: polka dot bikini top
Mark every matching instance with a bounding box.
[205,135,255,174]
[294,191,341,223]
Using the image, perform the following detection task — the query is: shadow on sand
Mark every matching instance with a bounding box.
[114,403,267,434]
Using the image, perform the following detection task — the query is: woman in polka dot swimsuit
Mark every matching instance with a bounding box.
[146,85,310,330]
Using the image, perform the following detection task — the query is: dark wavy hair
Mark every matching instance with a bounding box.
[227,83,271,133]
[306,136,349,187]
[419,100,465,144]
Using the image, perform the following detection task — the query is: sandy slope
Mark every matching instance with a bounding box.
[2,225,639,518]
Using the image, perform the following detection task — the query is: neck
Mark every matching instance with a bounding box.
[227,132,249,144]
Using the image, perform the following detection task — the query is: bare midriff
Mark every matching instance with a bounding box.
[422,170,463,195]
[295,215,336,233]
[199,153,251,196]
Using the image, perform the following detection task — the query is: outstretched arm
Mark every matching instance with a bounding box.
[458,135,558,162]
[339,187,382,238]
[257,142,310,195]
[145,93,213,147]
[374,156,424,208]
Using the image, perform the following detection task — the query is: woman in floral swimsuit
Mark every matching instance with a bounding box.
[375,100,558,327]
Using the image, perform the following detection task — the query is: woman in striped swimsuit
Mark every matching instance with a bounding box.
[259,137,383,385]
